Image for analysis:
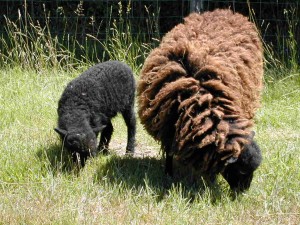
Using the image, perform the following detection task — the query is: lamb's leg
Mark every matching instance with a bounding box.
[122,106,136,154]
[72,152,88,167]
[98,120,113,154]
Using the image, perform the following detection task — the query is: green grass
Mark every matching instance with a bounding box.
[0,2,299,224]
[0,67,299,224]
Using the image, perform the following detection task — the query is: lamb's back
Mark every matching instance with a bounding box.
[58,61,135,117]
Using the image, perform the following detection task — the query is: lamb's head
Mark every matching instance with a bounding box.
[222,139,262,192]
[54,127,100,157]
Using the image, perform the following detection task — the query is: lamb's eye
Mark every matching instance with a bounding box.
[67,139,75,146]
[67,138,80,147]
[239,169,248,175]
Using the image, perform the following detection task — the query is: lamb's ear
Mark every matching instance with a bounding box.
[54,128,67,137]
[93,125,106,133]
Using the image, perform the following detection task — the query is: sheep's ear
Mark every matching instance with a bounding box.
[54,128,67,137]
[250,131,255,138]
[93,125,106,133]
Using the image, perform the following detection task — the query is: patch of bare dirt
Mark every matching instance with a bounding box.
[109,141,160,158]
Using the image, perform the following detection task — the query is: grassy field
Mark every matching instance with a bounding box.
[0,67,299,224]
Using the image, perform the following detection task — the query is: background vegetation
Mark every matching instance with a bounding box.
[0,0,299,71]
[0,1,299,224]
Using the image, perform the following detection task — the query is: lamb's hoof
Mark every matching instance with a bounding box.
[90,151,98,157]
[125,149,135,156]
[99,147,109,155]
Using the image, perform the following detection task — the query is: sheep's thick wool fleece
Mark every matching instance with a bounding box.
[138,9,263,167]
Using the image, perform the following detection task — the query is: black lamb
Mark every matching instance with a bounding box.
[55,60,136,166]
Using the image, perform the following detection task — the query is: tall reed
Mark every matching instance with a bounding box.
[248,1,299,79]
[99,1,157,74]
[0,7,84,71]
[283,8,299,73]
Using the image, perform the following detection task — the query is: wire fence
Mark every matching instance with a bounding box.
[0,0,299,61]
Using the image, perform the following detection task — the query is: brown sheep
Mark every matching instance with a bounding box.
[138,9,263,192]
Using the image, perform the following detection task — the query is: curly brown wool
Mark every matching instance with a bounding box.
[138,9,263,186]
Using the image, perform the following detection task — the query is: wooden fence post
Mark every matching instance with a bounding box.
[190,0,204,13]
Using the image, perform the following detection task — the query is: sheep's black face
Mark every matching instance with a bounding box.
[222,140,262,192]
[222,160,255,192]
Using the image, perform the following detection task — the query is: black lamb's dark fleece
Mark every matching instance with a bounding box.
[55,60,136,166]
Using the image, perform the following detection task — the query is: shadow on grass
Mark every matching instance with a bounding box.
[35,143,76,174]
[36,144,231,203]
[93,154,226,203]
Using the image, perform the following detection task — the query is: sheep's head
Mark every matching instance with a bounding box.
[222,140,262,192]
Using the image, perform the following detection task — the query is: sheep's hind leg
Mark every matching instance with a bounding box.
[122,106,136,154]
[159,124,176,177]
[98,120,113,154]
[165,154,173,176]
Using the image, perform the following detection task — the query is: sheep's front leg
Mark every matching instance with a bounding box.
[122,106,136,154]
